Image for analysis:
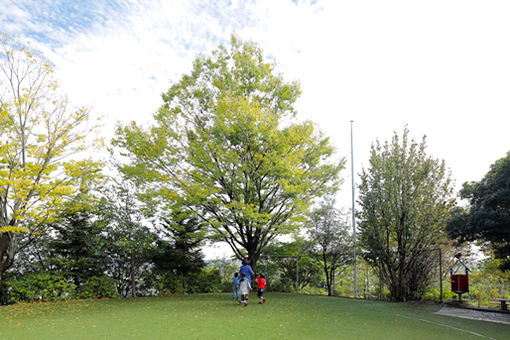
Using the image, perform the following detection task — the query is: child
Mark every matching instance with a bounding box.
[238,272,251,306]
[232,272,240,301]
[255,273,267,304]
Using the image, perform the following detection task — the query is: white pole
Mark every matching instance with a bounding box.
[351,120,358,298]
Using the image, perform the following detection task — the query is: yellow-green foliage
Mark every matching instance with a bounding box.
[0,36,103,236]
[466,258,510,306]
[112,36,344,262]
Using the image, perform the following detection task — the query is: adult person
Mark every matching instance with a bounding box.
[239,258,254,287]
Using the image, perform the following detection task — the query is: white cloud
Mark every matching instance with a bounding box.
[26,0,264,141]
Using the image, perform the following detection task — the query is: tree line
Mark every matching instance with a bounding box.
[1,34,508,304]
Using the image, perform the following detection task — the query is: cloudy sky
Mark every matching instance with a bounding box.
[2,0,509,257]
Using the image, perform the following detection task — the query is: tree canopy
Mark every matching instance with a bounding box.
[447,152,510,271]
[113,36,344,268]
[357,128,455,301]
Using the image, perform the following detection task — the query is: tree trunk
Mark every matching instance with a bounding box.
[328,267,334,296]
[246,247,259,273]
[331,269,336,295]
[0,262,5,304]
[0,232,14,304]
[130,250,136,298]
[323,252,332,296]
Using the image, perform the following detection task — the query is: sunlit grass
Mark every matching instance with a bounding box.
[0,293,508,339]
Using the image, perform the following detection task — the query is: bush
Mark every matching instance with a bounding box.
[266,277,292,292]
[219,280,233,293]
[422,288,456,302]
[75,276,119,299]
[158,273,187,295]
[156,268,224,295]
[5,272,75,303]
[5,273,119,303]
[188,269,223,293]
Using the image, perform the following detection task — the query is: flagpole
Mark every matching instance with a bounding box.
[350,120,358,298]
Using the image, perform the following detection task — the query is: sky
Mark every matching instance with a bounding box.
[1,0,509,258]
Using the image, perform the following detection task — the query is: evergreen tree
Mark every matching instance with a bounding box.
[49,209,106,288]
[152,210,205,277]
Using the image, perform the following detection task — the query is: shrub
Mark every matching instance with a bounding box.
[5,272,75,303]
[158,273,187,295]
[188,269,223,293]
[75,276,119,299]
[155,268,224,295]
[266,277,292,292]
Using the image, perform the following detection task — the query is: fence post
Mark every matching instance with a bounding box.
[379,266,383,300]
[266,257,269,292]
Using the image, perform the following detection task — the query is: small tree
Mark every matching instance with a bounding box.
[152,209,205,277]
[207,257,240,287]
[261,238,321,292]
[0,36,101,302]
[101,179,155,298]
[358,128,455,301]
[48,205,106,289]
[307,200,352,296]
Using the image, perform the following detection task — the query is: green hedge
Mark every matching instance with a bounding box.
[157,269,224,295]
[5,273,118,303]
[76,276,119,299]
[5,272,75,303]
[5,268,229,303]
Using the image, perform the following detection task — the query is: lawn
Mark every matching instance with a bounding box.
[0,293,508,339]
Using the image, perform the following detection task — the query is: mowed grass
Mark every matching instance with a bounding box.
[0,293,508,339]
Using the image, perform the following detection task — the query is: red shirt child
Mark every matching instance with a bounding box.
[255,274,267,303]
[255,276,266,289]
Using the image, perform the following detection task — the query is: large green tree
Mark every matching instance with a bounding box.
[113,37,344,268]
[357,128,455,301]
[447,152,510,271]
[0,36,101,302]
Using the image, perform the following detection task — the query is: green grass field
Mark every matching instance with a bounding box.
[0,293,508,339]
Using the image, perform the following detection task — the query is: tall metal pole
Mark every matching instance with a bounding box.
[350,120,358,298]
[439,248,443,303]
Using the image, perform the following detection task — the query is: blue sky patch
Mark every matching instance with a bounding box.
[1,0,129,47]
